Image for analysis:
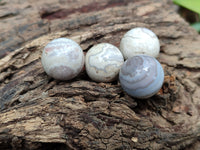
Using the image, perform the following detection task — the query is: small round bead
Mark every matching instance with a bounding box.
[119,55,164,99]
[41,38,84,80]
[120,27,160,59]
[85,43,124,82]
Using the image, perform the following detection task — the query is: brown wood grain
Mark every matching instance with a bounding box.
[0,0,200,149]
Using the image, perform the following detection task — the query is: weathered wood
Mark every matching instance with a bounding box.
[0,0,200,149]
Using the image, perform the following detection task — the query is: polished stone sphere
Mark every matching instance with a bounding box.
[85,43,124,82]
[41,38,84,80]
[120,27,160,59]
[119,55,164,99]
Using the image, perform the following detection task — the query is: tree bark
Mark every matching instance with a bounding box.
[0,0,200,149]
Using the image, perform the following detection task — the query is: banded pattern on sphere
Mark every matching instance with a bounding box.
[85,43,124,82]
[120,27,160,59]
[41,38,84,80]
[119,55,164,99]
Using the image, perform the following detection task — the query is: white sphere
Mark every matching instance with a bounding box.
[85,43,124,82]
[41,38,84,80]
[120,27,160,59]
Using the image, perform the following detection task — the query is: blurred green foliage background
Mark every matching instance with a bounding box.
[173,0,200,33]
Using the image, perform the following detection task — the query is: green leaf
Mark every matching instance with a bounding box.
[191,22,200,32]
[173,0,200,14]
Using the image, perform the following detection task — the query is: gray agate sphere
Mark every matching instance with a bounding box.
[85,43,124,82]
[41,38,84,80]
[119,55,164,99]
[120,27,160,59]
